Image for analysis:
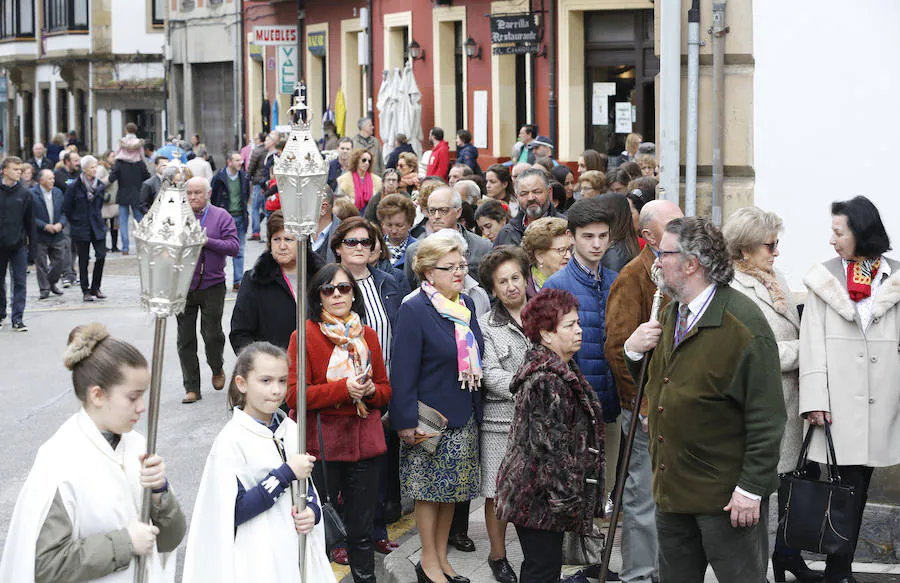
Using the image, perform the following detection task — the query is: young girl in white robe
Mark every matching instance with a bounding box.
[0,323,186,583]
[182,341,336,583]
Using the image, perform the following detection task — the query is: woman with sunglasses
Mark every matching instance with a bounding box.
[286,263,392,583]
[337,149,383,214]
[390,235,485,583]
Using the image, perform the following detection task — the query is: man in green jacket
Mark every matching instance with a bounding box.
[624,216,786,583]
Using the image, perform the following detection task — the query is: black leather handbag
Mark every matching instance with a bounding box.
[317,413,348,551]
[776,422,859,555]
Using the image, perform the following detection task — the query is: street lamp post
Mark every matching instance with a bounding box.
[132,167,207,583]
[272,81,327,583]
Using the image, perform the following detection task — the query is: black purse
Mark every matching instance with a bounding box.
[317,413,348,552]
[776,422,859,555]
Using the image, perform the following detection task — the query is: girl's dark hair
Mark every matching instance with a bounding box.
[485,164,515,202]
[460,201,477,232]
[306,263,366,323]
[614,162,642,186]
[475,198,509,224]
[597,192,641,258]
[580,149,608,173]
[63,323,147,402]
[550,165,573,185]
[478,246,529,295]
[831,195,891,258]
[227,342,289,410]
[549,181,567,209]
[370,222,390,261]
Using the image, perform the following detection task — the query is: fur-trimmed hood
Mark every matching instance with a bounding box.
[115,135,145,163]
[803,257,900,322]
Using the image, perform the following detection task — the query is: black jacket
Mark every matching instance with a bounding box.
[366,265,410,330]
[30,185,68,244]
[210,168,250,220]
[53,168,80,192]
[385,143,415,170]
[28,157,53,175]
[494,204,566,247]
[0,180,35,249]
[140,175,162,212]
[62,178,106,242]
[109,159,151,206]
[229,249,325,354]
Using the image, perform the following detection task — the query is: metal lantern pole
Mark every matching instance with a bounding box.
[274,81,327,583]
[132,169,207,583]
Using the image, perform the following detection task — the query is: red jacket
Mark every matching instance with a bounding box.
[426,140,449,180]
[287,320,392,462]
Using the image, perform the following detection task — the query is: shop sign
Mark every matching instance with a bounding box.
[307,31,326,57]
[253,25,298,46]
[490,14,539,45]
[278,46,297,94]
[492,44,540,56]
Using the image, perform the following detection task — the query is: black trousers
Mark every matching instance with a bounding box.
[825,465,874,577]
[450,501,471,536]
[175,283,226,393]
[75,238,106,293]
[312,457,380,583]
[515,525,564,583]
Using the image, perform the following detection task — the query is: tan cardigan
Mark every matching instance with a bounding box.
[335,171,382,207]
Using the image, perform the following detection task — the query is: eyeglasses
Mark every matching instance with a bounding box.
[342,237,373,249]
[427,206,457,217]
[761,240,779,252]
[658,249,681,258]
[433,263,469,274]
[319,282,354,296]
[550,245,572,256]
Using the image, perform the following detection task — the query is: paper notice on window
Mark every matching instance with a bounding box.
[615,102,632,133]
[592,94,608,125]
[473,91,488,149]
[593,82,616,97]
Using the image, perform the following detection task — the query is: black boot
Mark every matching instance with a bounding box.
[772,551,823,582]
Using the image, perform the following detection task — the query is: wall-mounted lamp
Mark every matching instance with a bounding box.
[464,36,482,60]
[407,40,425,62]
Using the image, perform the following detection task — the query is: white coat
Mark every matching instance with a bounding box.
[731,268,802,473]
[799,257,900,467]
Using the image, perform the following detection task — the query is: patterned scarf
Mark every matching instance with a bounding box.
[318,310,371,417]
[352,171,373,211]
[847,257,882,302]
[531,265,548,292]
[422,281,482,391]
[734,259,789,317]
[385,234,409,266]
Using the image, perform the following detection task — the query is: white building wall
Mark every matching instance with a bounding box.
[753,1,900,291]
[96,109,109,153]
[111,3,164,55]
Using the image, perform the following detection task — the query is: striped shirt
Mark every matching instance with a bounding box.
[357,275,393,374]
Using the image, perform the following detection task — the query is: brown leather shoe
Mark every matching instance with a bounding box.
[212,371,226,391]
[232,282,241,293]
[182,391,202,404]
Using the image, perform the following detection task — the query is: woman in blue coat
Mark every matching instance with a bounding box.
[62,155,107,302]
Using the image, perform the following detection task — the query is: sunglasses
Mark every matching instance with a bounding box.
[319,282,354,296]
[342,238,373,249]
[361,157,372,163]
[762,240,779,252]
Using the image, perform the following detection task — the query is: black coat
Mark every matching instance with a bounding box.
[229,249,325,355]
[210,168,250,220]
[109,159,151,206]
[28,157,53,175]
[62,178,106,242]
[30,185,68,244]
[0,180,35,249]
[385,143,415,170]
[53,168,80,192]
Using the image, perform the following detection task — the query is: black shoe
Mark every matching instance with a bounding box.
[50,284,64,296]
[773,552,823,582]
[83,293,95,302]
[444,573,469,583]
[39,290,50,299]
[448,532,476,552]
[415,562,441,583]
[488,557,517,583]
[582,565,619,580]
[12,321,27,332]
[823,576,856,583]
[383,501,403,524]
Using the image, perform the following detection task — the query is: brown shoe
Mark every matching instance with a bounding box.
[212,371,226,391]
[182,391,202,404]
[232,282,241,293]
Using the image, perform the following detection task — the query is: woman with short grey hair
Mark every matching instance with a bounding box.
[722,207,817,582]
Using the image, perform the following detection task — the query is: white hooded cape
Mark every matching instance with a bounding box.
[0,409,176,583]
[182,408,335,583]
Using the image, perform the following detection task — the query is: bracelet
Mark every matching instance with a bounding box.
[151,479,169,494]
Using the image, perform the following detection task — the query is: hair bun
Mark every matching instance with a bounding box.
[63,323,111,370]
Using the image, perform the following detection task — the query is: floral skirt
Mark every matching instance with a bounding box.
[400,416,481,503]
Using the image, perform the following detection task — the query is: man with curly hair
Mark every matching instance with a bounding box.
[624,216,785,583]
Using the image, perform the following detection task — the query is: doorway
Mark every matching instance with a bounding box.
[583,10,658,157]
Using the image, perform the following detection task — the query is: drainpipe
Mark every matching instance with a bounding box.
[658,0,681,205]
[547,0,557,151]
[367,0,375,119]
[684,0,700,216]
[711,0,728,225]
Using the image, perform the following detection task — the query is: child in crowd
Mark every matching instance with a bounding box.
[0,323,186,582]
[183,341,335,583]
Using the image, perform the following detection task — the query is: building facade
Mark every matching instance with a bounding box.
[0,0,166,157]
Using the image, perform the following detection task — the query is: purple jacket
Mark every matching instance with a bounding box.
[192,204,239,291]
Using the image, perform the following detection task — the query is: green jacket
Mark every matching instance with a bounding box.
[626,285,786,514]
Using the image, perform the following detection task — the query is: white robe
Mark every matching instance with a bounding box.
[0,409,176,583]
[182,408,335,583]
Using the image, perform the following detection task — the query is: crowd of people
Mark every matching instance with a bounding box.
[0,116,897,583]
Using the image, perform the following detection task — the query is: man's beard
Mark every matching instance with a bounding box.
[658,277,683,303]
[525,200,548,219]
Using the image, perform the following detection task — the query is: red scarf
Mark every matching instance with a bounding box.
[847,257,881,302]
[352,171,373,211]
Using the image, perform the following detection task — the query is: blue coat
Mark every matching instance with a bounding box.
[210,168,250,221]
[30,185,68,244]
[543,259,620,422]
[62,178,106,242]
[389,290,485,430]
[368,265,409,330]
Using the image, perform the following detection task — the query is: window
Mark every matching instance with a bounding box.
[0,0,36,40]
[43,0,89,33]
[151,0,164,27]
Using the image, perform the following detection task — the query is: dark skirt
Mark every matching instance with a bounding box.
[399,416,481,503]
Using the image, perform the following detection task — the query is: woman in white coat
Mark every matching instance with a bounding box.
[800,195,900,583]
[723,208,819,583]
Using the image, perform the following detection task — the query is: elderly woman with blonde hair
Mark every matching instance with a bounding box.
[521,217,570,297]
[722,207,818,582]
[390,234,485,583]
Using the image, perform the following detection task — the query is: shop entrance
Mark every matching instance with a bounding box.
[583,10,658,158]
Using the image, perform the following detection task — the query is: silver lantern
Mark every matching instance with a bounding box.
[131,165,206,583]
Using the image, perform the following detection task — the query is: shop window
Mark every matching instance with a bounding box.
[0,0,35,40]
[151,0,165,27]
